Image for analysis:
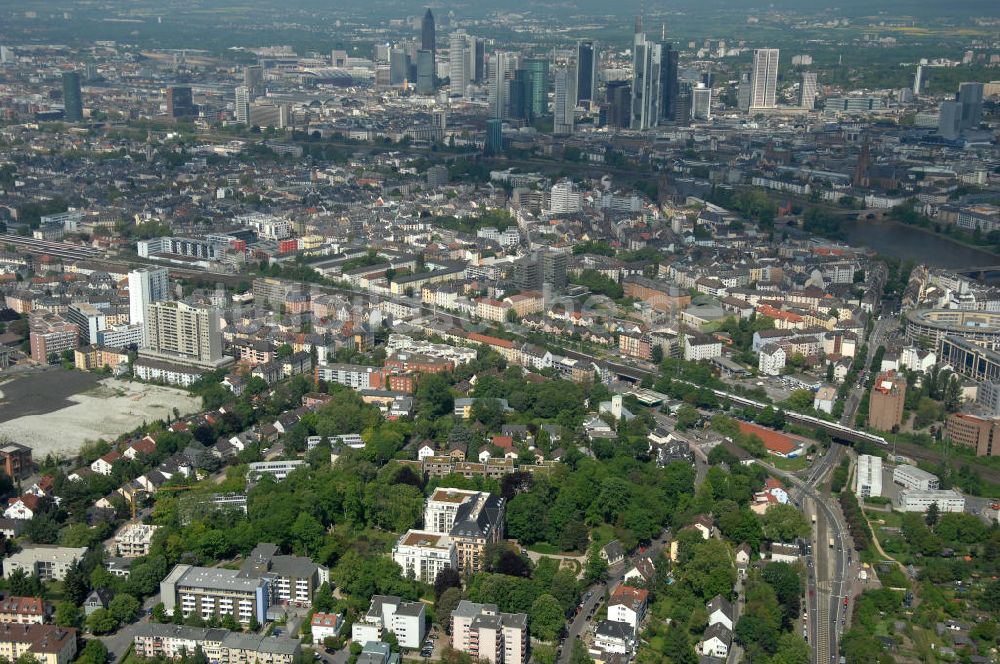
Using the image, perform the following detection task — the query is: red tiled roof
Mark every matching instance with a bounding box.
[737,421,801,456]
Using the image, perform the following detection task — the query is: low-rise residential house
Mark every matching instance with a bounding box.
[90,451,121,475]
[601,540,625,566]
[701,623,732,658]
[607,586,648,633]
[0,596,46,625]
[706,595,734,631]
[0,624,77,664]
[309,613,344,642]
[592,620,634,657]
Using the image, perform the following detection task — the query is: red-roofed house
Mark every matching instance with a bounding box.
[608,586,649,632]
[4,494,41,520]
[737,421,805,458]
[90,451,121,476]
[124,436,157,460]
[0,596,46,624]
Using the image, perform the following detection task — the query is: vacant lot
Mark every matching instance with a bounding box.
[0,369,201,458]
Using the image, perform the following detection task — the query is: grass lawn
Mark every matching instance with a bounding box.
[771,455,810,471]
[527,542,563,555]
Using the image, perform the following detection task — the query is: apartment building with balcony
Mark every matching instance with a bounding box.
[451,601,528,664]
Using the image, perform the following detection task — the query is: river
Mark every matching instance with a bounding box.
[840,219,1000,269]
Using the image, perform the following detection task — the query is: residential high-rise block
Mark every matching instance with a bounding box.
[869,371,906,432]
[576,41,597,103]
[799,71,818,110]
[509,69,534,121]
[750,48,780,109]
[62,71,83,121]
[143,300,224,367]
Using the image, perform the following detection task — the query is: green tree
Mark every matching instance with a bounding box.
[529,594,565,641]
[760,504,811,542]
[675,405,700,430]
[86,608,119,635]
[109,593,141,624]
[54,601,81,628]
[925,501,939,527]
[768,633,811,664]
[63,560,91,605]
[662,622,697,664]
[290,512,326,557]
[584,544,608,584]
[75,640,109,664]
[437,587,463,631]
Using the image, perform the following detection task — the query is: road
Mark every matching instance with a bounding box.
[557,531,671,664]
[764,444,853,664]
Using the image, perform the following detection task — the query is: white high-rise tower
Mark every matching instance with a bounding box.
[750,48,780,109]
[128,268,170,346]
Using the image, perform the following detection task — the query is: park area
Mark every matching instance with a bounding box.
[0,368,201,457]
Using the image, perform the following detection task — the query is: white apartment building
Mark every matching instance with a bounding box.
[855,454,883,499]
[246,460,306,483]
[758,344,786,376]
[3,546,88,581]
[352,596,425,650]
[892,465,940,491]
[896,489,965,513]
[392,530,457,583]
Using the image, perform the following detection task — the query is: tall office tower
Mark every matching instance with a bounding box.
[421,9,436,63]
[522,58,549,119]
[750,48,780,109]
[674,83,692,126]
[243,65,264,96]
[553,69,574,134]
[449,31,470,97]
[938,101,963,140]
[488,51,516,119]
[659,43,679,121]
[62,71,83,121]
[128,268,170,346]
[509,69,534,121]
[0,46,12,64]
[234,86,251,124]
[485,118,503,155]
[576,41,597,103]
[166,86,194,118]
[691,83,712,120]
[606,81,631,129]
[737,72,752,112]
[630,25,662,130]
[912,64,924,96]
[416,50,435,94]
[144,301,223,365]
[958,82,984,130]
[474,39,485,84]
[799,71,818,110]
[389,49,410,86]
